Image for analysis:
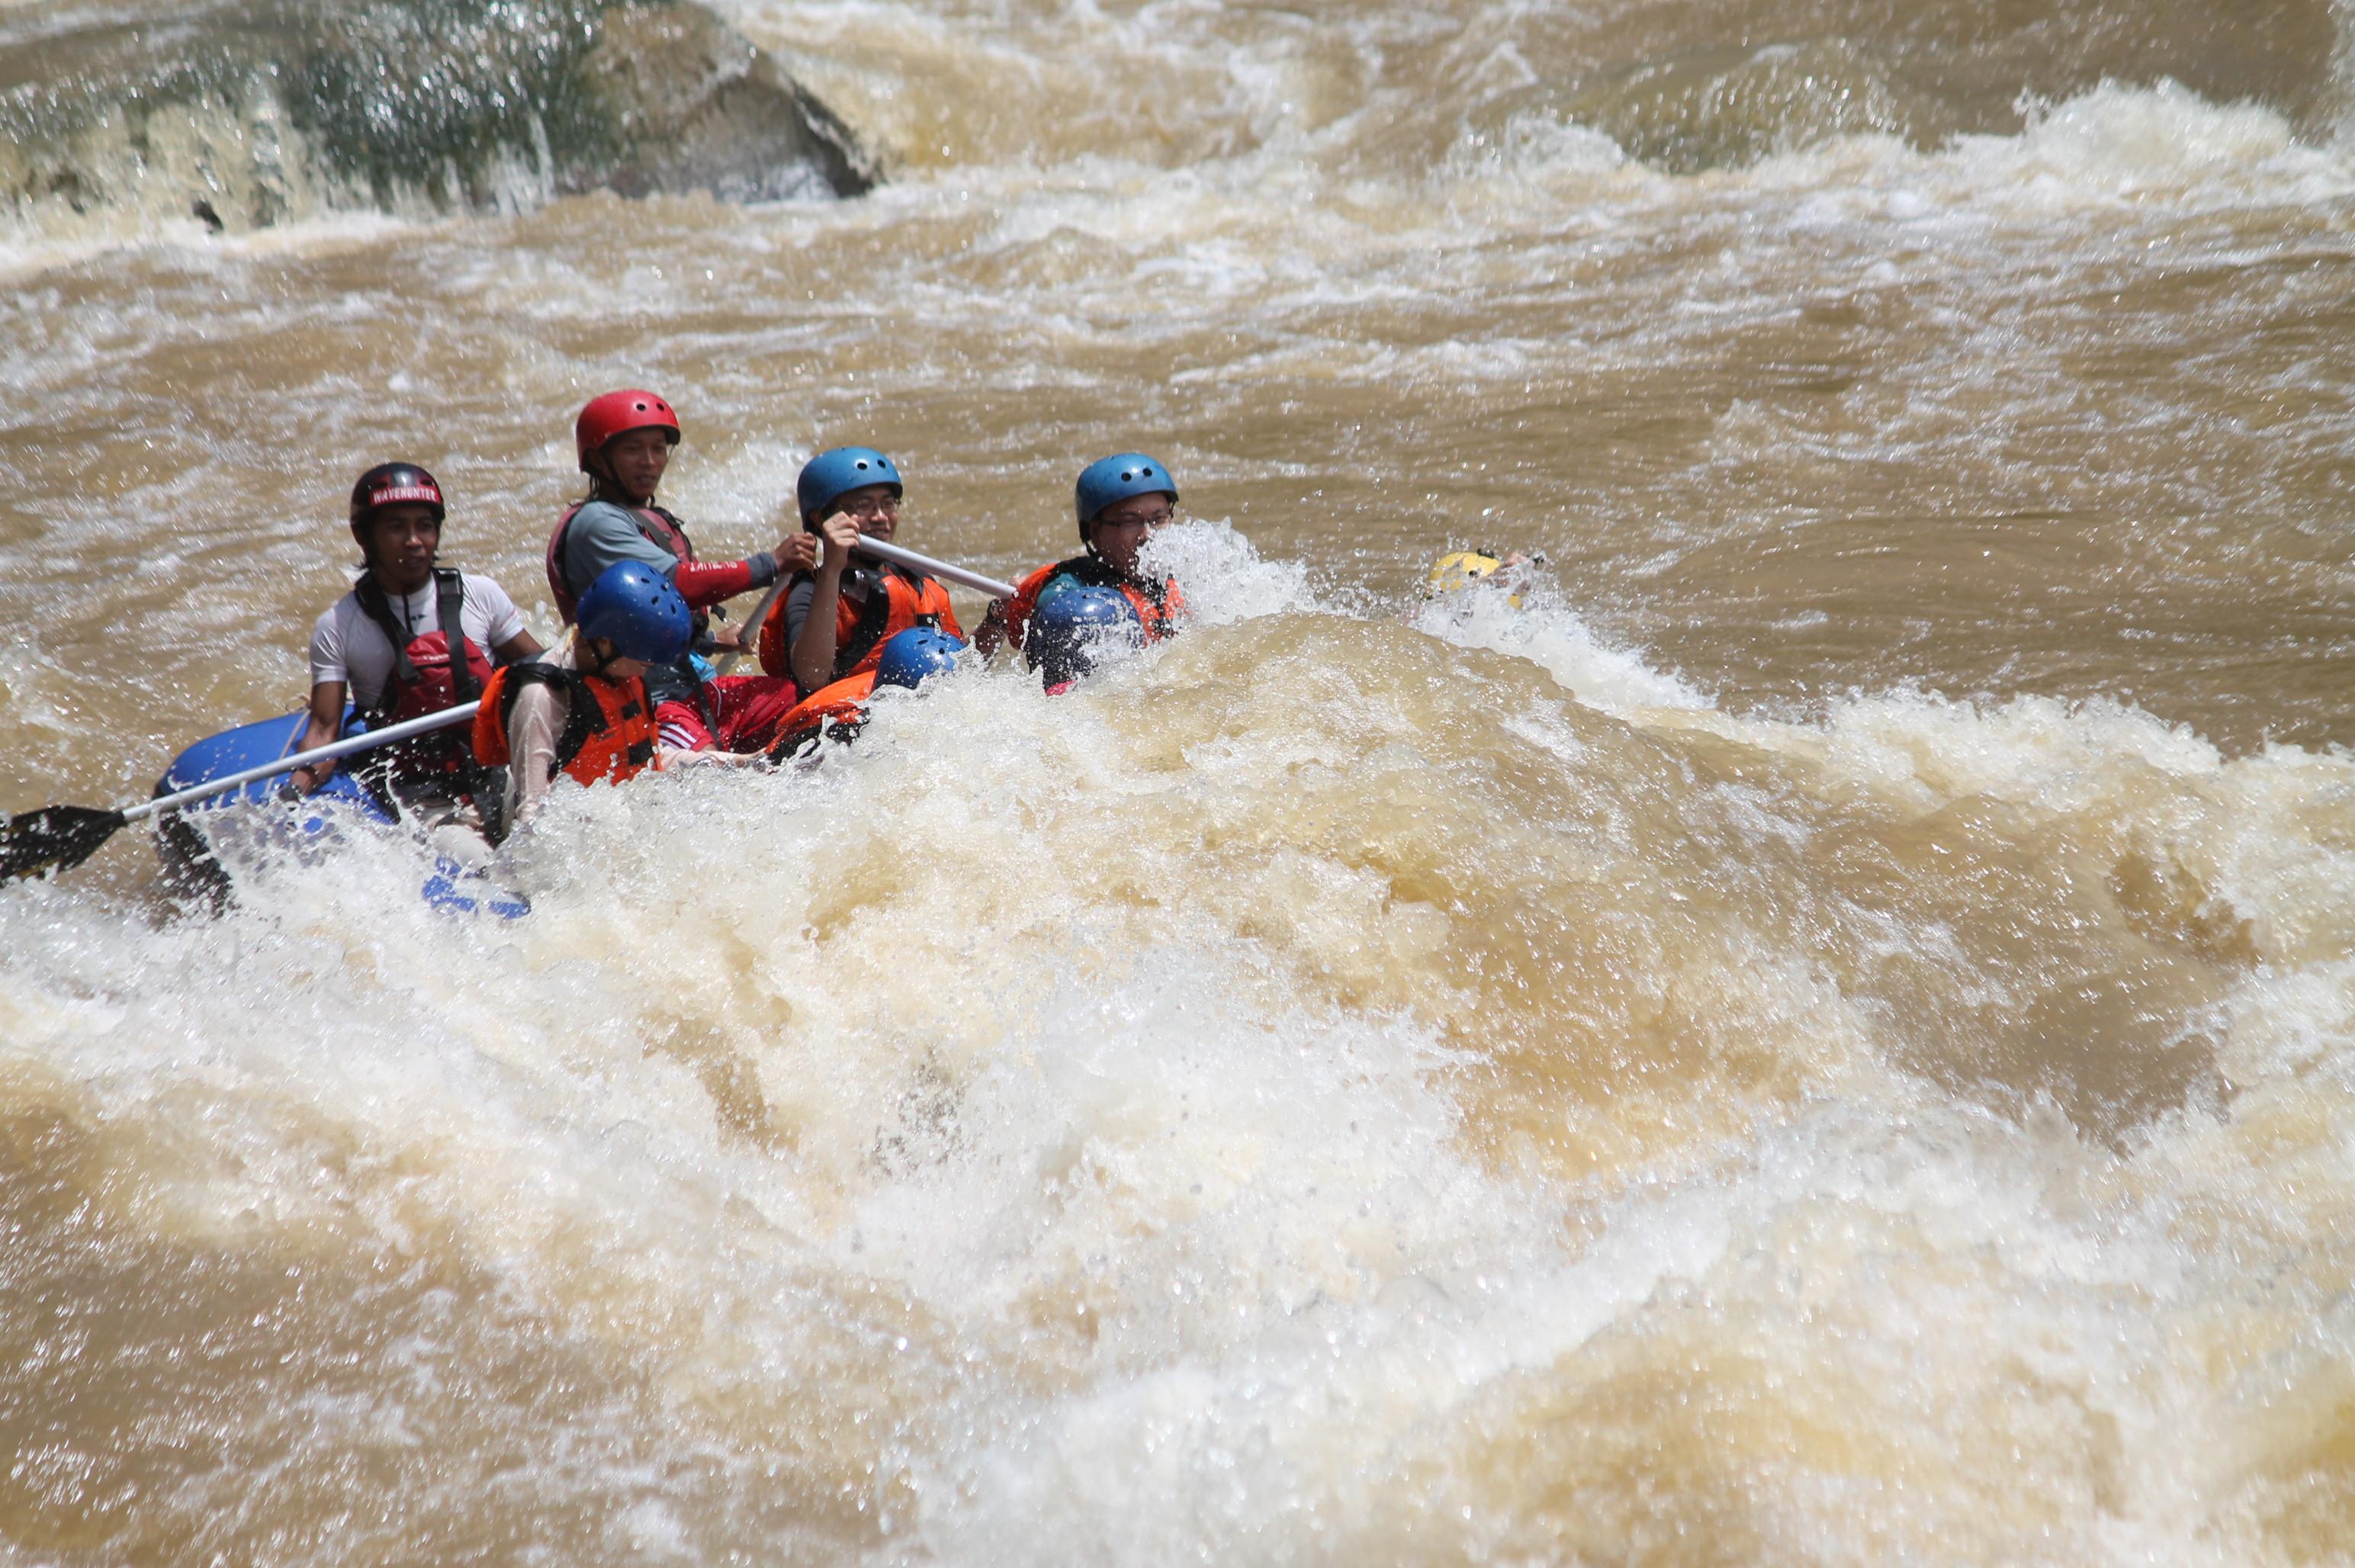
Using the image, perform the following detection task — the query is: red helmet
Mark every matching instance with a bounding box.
[349,461,445,525]
[574,390,680,472]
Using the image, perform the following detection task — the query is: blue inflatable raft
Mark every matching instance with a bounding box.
[154,710,528,918]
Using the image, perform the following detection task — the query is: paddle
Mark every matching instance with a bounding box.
[712,535,1017,677]
[2,702,482,881]
[711,574,788,677]
[853,535,1017,599]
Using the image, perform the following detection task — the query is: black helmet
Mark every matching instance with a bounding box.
[349,462,446,526]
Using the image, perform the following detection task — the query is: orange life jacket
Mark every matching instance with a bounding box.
[1000,555,1185,655]
[768,670,879,756]
[351,569,498,789]
[545,500,695,623]
[760,564,962,681]
[473,662,663,788]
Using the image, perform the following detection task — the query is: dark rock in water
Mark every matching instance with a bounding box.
[0,0,875,237]
[558,3,874,204]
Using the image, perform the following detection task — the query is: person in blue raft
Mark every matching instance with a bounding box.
[548,389,812,755]
[973,451,1187,667]
[766,627,965,758]
[471,561,739,834]
[291,461,543,818]
[757,446,965,692]
[1023,587,1145,693]
[765,593,1138,764]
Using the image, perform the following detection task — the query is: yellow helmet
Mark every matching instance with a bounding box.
[1424,551,1505,597]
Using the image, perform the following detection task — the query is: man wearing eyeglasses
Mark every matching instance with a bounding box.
[974,451,1190,663]
[762,445,965,692]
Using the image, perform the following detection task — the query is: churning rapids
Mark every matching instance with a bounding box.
[5,0,2355,1561]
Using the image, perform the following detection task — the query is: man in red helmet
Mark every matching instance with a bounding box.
[548,389,814,753]
[291,463,545,808]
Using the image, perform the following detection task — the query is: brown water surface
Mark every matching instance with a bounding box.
[3,0,2354,1560]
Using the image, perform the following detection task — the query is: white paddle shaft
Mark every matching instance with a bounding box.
[130,702,481,822]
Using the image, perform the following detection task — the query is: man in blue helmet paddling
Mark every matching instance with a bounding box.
[974,451,1187,664]
[758,447,964,692]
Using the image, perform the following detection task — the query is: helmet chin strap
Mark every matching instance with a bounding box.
[1083,523,1143,585]
[587,451,652,508]
[576,630,622,677]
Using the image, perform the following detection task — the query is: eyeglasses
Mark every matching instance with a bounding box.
[836,494,901,519]
[1096,506,1178,529]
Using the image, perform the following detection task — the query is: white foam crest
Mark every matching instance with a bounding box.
[2216,959,2355,1087]
[1803,689,2228,812]
[0,654,1544,1435]
[1445,77,2354,226]
[1444,107,1643,187]
[0,828,885,1525]
[1139,519,1322,627]
[1746,80,2355,211]
[1408,577,1711,715]
[1721,686,2355,971]
[0,763,1554,1544]
[1990,81,2333,199]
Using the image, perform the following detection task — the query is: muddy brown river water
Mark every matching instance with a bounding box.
[3,0,2354,1560]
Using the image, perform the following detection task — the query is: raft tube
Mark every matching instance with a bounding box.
[154,709,527,918]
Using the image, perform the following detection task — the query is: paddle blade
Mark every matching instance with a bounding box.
[2,805,129,880]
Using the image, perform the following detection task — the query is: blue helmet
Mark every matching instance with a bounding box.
[875,628,964,690]
[577,561,692,665]
[1074,452,1178,539]
[797,446,902,527]
[1027,585,1141,687]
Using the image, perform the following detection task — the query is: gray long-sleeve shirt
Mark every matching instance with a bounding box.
[559,500,775,708]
